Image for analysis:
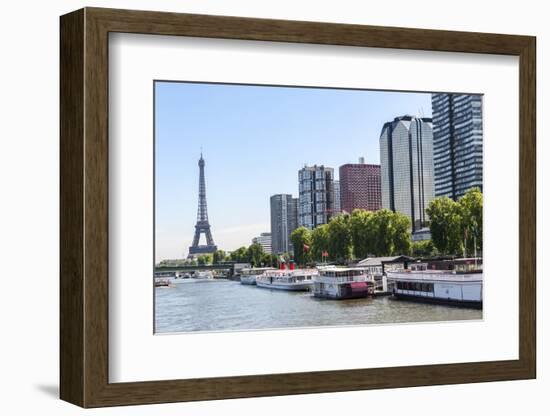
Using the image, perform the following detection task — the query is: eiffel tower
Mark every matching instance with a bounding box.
[188,152,217,258]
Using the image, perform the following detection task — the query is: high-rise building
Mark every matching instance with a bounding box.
[380,115,435,231]
[270,194,298,254]
[431,93,483,200]
[339,158,382,213]
[252,232,272,254]
[298,165,335,229]
[333,180,341,215]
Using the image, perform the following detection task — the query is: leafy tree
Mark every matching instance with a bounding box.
[197,254,212,265]
[229,246,249,263]
[392,211,412,255]
[458,187,483,256]
[411,240,437,257]
[261,253,278,267]
[290,227,312,265]
[311,224,330,261]
[326,213,353,261]
[349,209,375,259]
[426,197,463,255]
[369,209,394,256]
[212,249,226,264]
[367,210,408,256]
[247,243,265,267]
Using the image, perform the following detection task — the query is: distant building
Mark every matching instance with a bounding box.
[431,93,483,200]
[298,165,335,229]
[270,194,298,254]
[252,232,272,254]
[380,115,435,231]
[412,227,431,242]
[339,158,382,213]
[333,180,341,214]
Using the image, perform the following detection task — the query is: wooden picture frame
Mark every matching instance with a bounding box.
[60,7,536,408]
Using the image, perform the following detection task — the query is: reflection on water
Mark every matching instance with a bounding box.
[155,279,482,334]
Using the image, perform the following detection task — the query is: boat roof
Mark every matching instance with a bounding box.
[356,256,412,266]
[321,267,364,272]
[242,267,276,271]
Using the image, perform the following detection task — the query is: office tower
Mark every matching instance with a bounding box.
[380,115,435,231]
[431,93,483,199]
[339,158,382,213]
[298,165,335,229]
[252,232,272,254]
[270,194,298,254]
[333,180,341,214]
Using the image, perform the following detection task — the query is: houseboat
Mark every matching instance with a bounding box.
[355,255,413,294]
[387,258,483,308]
[256,269,318,291]
[313,267,375,300]
[240,267,275,285]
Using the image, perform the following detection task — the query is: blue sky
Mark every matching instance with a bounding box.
[155,81,432,261]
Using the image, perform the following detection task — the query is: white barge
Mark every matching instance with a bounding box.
[313,267,375,300]
[256,269,318,291]
[387,259,483,309]
[240,267,275,285]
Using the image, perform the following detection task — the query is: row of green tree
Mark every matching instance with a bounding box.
[290,208,412,265]
[289,187,483,265]
[194,244,280,267]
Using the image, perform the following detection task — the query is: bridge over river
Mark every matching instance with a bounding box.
[154,262,241,279]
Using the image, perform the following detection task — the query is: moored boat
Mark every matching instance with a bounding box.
[154,278,174,288]
[194,270,214,280]
[256,269,318,291]
[387,258,483,308]
[240,267,275,285]
[313,267,374,299]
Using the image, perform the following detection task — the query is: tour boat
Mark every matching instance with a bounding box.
[154,278,174,288]
[194,270,214,280]
[313,267,375,299]
[256,269,318,291]
[240,267,275,285]
[387,258,483,308]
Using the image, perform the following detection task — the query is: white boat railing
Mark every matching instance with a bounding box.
[387,271,483,282]
[315,275,368,283]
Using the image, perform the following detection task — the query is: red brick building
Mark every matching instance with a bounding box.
[339,162,382,213]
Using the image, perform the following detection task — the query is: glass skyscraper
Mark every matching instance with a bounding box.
[380,115,435,231]
[431,93,483,200]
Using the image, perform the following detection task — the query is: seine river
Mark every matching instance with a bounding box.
[155,279,482,333]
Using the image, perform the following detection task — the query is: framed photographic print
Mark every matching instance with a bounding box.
[60,7,536,408]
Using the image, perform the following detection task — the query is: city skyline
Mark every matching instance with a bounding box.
[155,81,432,262]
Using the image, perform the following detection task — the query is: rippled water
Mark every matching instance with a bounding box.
[155,279,482,333]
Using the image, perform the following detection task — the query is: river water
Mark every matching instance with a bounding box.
[155,279,482,333]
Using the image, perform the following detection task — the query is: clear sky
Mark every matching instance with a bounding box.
[155,81,432,261]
